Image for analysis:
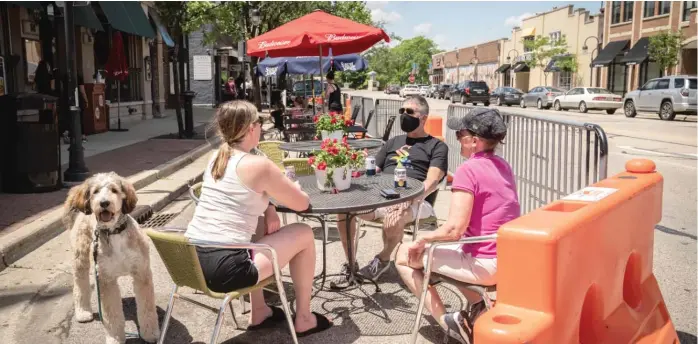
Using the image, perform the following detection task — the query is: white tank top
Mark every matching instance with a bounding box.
[185,152,269,244]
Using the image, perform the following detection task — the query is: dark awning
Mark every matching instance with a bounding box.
[98,2,155,38]
[7,2,42,10]
[591,40,629,67]
[544,54,573,72]
[619,37,649,65]
[495,64,511,73]
[513,62,530,73]
[56,5,104,31]
[149,10,175,47]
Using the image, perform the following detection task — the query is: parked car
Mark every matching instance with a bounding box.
[419,85,430,97]
[520,86,566,109]
[427,85,439,98]
[490,87,524,106]
[450,81,490,106]
[385,85,401,95]
[436,84,452,99]
[622,75,697,121]
[400,84,421,98]
[552,87,622,114]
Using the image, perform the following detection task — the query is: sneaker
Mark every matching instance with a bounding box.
[358,256,391,281]
[440,312,468,344]
[464,300,487,331]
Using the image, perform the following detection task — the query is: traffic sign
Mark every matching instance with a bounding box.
[409,74,415,83]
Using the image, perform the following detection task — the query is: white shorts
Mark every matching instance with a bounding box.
[422,243,497,287]
[373,201,435,222]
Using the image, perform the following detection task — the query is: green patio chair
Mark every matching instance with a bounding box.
[258,140,286,170]
[146,229,298,344]
[282,158,314,176]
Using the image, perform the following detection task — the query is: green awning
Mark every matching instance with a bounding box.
[56,5,104,31]
[98,2,155,38]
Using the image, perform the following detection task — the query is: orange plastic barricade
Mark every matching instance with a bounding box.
[475,159,678,344]
[425,116,443,138]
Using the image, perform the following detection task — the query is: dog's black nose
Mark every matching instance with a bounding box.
[100,200,110,208]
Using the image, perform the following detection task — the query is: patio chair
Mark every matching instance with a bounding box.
[282,158,314,177]
[258,141,286,170]
[146,229,298,344]
[357,191,440,242]
[354,110,374,139]
[350,106,361,122]
[410,234,498,344]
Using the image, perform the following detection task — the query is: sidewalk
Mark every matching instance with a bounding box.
[0,107,217,268]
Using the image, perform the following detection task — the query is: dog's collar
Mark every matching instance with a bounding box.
[95,215,129,237]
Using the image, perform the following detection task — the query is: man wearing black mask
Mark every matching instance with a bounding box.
[336,95,448,283]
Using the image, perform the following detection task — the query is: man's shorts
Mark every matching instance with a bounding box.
[372,201,436,223]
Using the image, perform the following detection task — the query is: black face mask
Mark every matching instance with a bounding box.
[400,114,421,133]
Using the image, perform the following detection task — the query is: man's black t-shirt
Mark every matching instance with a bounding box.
[375,134,448,205]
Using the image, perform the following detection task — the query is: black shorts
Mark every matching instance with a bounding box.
[196,247,259,293]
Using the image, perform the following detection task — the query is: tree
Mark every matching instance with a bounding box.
[183,1,375,109]
[363,36,442,88]
[648,31,683,75]
[523,35,570,85]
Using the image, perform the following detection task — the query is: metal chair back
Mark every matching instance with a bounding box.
[382,116,396,142]
[258,141,285,170]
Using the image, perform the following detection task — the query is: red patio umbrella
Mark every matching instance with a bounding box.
[105,32,129,131]
[247,10,388,112]
[246,10,390,58]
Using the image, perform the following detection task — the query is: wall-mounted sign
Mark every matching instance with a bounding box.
[193,55,212,81]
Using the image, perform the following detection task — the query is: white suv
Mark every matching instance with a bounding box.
[623,75,697,121]
[400,84,421,98]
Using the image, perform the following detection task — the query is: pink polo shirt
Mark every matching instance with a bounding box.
[451,151,520,258]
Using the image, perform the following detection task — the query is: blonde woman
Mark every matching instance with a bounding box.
[185,101,332,337]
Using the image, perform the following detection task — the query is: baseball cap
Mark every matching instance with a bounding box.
[447,107,507,141]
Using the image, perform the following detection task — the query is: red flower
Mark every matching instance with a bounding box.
[313,115,319,123]
[314,136,319,141]
[308,157,315,165]
[330,118,337,124]
[351,153,358,160]
[342,136,348,144]
[333,139,338,144]
[317,162,327,170]
[344,120,353,126]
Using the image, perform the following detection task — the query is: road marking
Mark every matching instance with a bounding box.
[609,152,697,170]
[616,146,698,159]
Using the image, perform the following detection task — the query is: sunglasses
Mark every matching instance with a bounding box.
[254,117,264,125]
[399,107,419,116]
[456,130,473,140]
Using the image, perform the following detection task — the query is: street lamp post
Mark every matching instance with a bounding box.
[60,1,89,182]
[506,49,520,88]
[582,36,601,87]
[241,6,261,102]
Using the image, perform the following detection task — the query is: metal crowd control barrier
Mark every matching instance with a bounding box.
[361,97,377,137]
[445,105,609,214]
[374,98,402,140]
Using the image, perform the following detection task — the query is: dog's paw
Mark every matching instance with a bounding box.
[140,327,160,343]
[75,309,94,322]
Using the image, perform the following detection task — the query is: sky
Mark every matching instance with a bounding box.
[366,1,603,50]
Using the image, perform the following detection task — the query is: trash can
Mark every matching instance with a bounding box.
[0,93,61,193]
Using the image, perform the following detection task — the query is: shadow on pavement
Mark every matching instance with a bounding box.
[655,225,698,241]
[122,297,193,344]
[679,331,698,344]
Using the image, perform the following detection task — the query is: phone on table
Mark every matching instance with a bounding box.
[380,188,400,199]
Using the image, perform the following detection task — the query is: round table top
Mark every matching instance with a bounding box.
[280,139,384,153]
[284,126,367,135]
[274,174,424,214]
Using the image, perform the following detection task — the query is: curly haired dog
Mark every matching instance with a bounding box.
[63,172,159,344]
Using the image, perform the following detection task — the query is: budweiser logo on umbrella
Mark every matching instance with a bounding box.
[258,40,291,49]
[324,34,362,42]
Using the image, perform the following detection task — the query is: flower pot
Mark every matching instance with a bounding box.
[321,130,344,141]
[315,166,352,191]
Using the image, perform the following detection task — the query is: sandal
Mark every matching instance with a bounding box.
[295,312,333,337]
[247,306,286,331]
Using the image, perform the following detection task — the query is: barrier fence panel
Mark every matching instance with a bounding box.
[361,97,377,137]
[350,95,364,123]
[445,105,608,214]
[374,98,403,140]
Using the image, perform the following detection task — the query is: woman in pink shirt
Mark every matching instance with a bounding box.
[395,108,520,343]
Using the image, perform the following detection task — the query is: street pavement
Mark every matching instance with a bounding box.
[349,90,698,342]
[0,93,695,343]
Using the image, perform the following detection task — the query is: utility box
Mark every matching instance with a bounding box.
[0,93,61,193]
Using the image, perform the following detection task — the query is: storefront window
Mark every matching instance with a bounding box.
[611,1,622,23]
[683,1,697,21]
[644,2,656,17]
[23,39,41,89]
[640,60,663,85]
[608,62,628,96]
[558,71,572,90]
[623,1,634,21]
[659,1,671,15]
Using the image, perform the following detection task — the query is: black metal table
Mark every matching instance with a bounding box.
[279,138,384,153]
[274,174,424,307]
[284,125,367,135]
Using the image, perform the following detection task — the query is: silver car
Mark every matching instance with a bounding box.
[520,86,566,109]
[623,75,697,121]
[553,87,623,114]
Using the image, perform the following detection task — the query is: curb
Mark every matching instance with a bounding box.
[0,138,220,271]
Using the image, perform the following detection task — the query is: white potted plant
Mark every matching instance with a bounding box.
[314,112,353,141]
[308,137,365,192]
